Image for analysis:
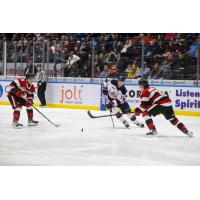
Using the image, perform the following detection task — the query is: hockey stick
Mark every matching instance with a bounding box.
[32,105,61,127]
[87,110,118,118]
[87,110,138,119]
[110,109,115,127]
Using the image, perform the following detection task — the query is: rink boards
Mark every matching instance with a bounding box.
[0,80,200,116]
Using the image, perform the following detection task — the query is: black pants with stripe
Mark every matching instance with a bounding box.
[148,105,175,120]
[8,94,26,109]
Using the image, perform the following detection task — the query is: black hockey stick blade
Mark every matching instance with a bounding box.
[87,110,116,119]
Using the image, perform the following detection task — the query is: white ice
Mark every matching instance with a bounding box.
[0,105,199,165]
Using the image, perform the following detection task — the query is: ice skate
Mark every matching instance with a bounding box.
[134,121,144,128]
[123,120,130,128]
[28,119,39,126]
[185,130,194,138]
[12,122,23,129]
[146,128,158,137]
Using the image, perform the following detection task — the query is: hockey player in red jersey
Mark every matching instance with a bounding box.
[135,79,193,137]
[7,73,39,129]
[103,75,144,128]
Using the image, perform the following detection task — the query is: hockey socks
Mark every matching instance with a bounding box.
[126,113,144,128]
[142,112,156,130]
[13,107,21,123]
[116,112,130,128]
[169,117,188,133]
[26,107,33,121]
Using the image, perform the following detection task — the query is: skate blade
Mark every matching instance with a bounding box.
[28,124,39,127]
[187,132,194,138]
[146,134,158,138]
[12,125,23,129]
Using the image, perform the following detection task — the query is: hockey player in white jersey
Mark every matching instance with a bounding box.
[102,75,144,128]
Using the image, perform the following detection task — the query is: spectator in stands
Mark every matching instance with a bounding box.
[64,51,80,77]
[67,63,80,77]
[143,33,156,45]
[160,57,173,79]
[99,47,108,63]
[126,64,140,79]
[94,66,102,78]
[162,49,172,58]
[24,59,38,76]
[99,64,109,78]
[175,39,187,54]
[173,53,187,69]
[81,65,92,77]
[164,33,176,41]
[94,55,104,70]
[144,40,157,57]
[10,49,18,62]
[167,41,175,52]
[154,41,165,57]
[135,62,150,79]
[149,63,162,79]
[83,54,92,70]
[188,41,198,57]
[108,65,118,77]
[106,48,119,65]
[66,51,80,66]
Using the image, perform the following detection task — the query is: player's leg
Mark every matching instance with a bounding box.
[142,111,158,137]
[26,106,39,126]
[143,105,162,137]
[112,105,130,128]
[162,106,193,137]
[120,102,144,128]
[12,107,23,128]
[8,95,23,129]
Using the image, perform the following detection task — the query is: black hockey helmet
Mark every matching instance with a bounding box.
[117,74,126,82]
[138,78,149,88]
[25,73,35,79]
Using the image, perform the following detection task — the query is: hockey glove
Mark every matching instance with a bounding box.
[102,86,108,95]
[16,91,27,100]
[134,107,143,116]
[106,102,114,112]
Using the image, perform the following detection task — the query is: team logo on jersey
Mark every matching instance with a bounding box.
[0,84,3,97]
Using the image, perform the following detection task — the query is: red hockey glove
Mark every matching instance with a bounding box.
[134,107,142,116]
[16,91,26,99]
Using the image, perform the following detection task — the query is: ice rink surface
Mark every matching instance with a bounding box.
[0,105,199,165]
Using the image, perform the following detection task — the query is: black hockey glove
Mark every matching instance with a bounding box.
[106,102,114,112]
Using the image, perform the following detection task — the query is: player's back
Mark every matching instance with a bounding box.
[141,86,171,107]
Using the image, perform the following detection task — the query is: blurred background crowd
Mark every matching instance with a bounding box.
[0,33,199,80]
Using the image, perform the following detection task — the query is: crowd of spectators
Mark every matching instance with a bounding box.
[0,33,199,80]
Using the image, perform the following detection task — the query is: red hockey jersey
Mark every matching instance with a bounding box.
[140,86,171,112]
[7,78,35,101]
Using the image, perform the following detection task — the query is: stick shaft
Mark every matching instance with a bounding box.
[32,105,58,127]
[110,110,115,127]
